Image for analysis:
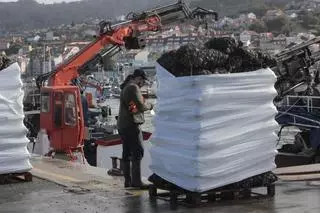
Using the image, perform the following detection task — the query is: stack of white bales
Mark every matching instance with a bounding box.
[0,63,32,174]
[149,63,279,192]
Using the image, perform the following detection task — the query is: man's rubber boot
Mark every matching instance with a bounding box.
[131,160,150,190]
[123,161,131,188]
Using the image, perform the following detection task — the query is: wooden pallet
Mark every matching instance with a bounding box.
[148,183,276,209]
[0,172,33,184]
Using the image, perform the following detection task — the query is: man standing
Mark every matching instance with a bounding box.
[80,91,89,128]
[117,69,153,189]
[81,91,96,166]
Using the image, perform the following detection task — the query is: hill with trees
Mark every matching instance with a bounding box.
[0,0,299,33]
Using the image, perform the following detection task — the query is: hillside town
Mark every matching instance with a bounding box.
[0,1,319,83]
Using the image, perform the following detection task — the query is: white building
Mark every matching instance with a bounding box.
[83,29,96,37]
[288,13,298,19]
[247,13,257,20]
[239,14,247,21]
[240,31,258,44]
[264,9,285,21]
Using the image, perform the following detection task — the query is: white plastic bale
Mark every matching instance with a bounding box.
[0,63,32,175]
[149,63,279,192]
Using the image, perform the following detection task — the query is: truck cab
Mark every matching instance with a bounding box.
[40,86,84,152]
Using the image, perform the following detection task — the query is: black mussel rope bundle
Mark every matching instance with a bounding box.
[175,44,229,74]
[157,37,277,77]
[0,55,11,71]
[204,37,239,54]
[157,50,177,73]
[158,43,229,76]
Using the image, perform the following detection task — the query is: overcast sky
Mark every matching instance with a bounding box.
[0,0,81,3]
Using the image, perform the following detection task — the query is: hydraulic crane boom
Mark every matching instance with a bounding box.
[36,0,217,88]
[36,0,218,155]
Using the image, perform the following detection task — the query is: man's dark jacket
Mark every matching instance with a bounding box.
[117,83,152,129]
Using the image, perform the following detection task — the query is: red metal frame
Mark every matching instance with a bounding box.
[38,0,214,156]
[48,16,160,87]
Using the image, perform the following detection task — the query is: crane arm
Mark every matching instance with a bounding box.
[79,76,104,93]
[36,0,217,88]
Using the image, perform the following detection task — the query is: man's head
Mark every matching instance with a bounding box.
[131,68,148,88]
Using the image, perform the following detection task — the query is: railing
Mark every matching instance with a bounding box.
[283,95,320,112]
[278,95,320,129]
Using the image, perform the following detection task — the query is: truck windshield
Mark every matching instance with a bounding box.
[40,92,50,113]
[64,93,76,126]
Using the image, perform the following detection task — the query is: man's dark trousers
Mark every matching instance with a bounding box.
[119,124,144,188]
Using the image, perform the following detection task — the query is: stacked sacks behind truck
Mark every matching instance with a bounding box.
[149,37,279,193]
[0,60,33,176]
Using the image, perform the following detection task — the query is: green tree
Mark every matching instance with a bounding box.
[249,20,268,33]
[5,44,22,56]
[301,12,319,29]
[312,25,320,36]
[265,16,290,34]
[250,4,270,17]
[280,23,292,35]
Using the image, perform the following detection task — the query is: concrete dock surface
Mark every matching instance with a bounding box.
[0,157,319,213]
